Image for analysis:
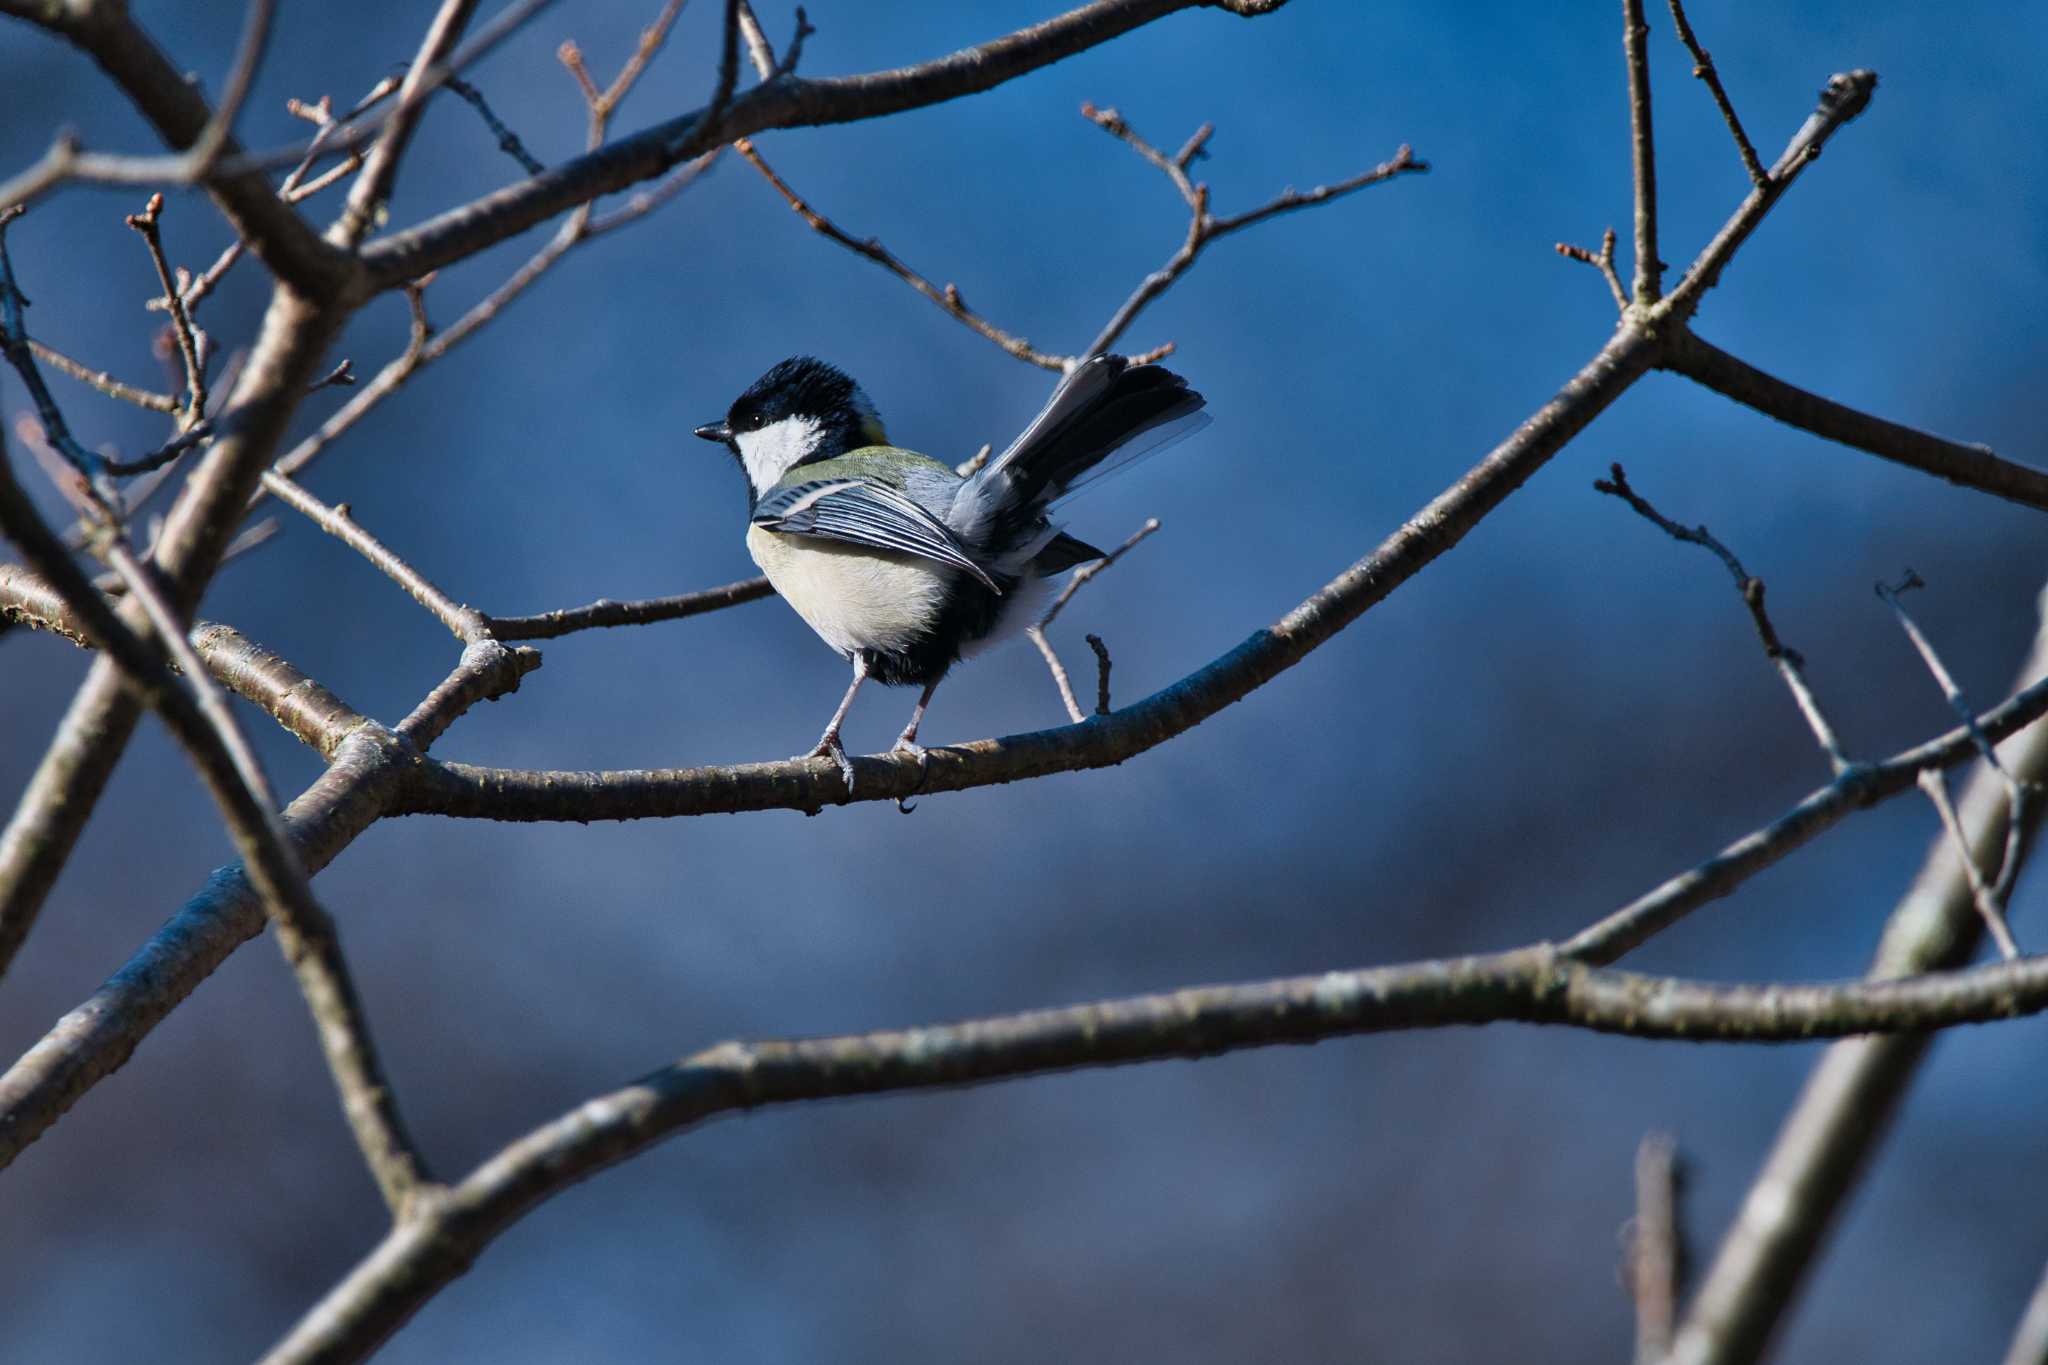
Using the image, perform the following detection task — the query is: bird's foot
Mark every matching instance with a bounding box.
[802,732,858,796]
[890,736,931,814]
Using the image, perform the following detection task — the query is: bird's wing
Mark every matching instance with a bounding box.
[752,478,1001,593]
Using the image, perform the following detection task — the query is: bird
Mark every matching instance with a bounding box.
[693,353,1208,791]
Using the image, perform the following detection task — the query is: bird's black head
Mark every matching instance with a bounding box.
[693,356,887,497]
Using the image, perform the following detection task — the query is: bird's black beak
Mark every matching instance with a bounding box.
[693,420,733,444]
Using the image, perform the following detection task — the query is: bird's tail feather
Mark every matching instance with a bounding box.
[954,356,1207,549]
[985,356,1206,505]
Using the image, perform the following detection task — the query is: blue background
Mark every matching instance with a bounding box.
[4,1,2047,1359]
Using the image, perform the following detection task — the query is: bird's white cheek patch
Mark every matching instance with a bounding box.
[735,415,824,495]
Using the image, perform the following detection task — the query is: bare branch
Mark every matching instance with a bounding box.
[1622,0,1661,303]
[734,138,1070,371]
[1663,70,1876,318]
[260,469,486,641]
[1881,571,2030,955]
[2004,1260,2048,1365]
[1631,1131,1686,1364]
[487,576,774,641]
[0,0,349,295]
[1595,463,1851,772]
[0,434,430,1215]
[1087,633,1113,714]
[357,0,1296,290]
[1556,226,1629,313]
[1666,0,1766,185]
[444,76,545,176]
[1027,518,1160,721]
[333,0,484,247]
[1561,653,2048,965]
[1040,518,1160,632]
[0,208,108,482]
[1668,592,2048,1365]
[123,193,207,420]
[1081,115,1425,359]
[268,942,2048,1362]
[28,340,180,413]
[1918,768,2021,960]
[1027,626,1086,724]
[1669,331,2048,513]
[734,0,778,79]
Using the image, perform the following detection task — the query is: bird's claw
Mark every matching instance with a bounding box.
[802,733,857,796]
[891,738,931,814]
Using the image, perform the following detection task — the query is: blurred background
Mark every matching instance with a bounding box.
[4,1,2047,1359]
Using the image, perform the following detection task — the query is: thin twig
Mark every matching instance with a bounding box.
[953,443,992,478]
[261,469,485,641]
[1026,518,1159,721]
[1622,0,1661,303]
[1662,70,1876,318]
[309,359,356,392]
[333,0,486,247]
[1555,226,1630,313]
[181,0,279,180]
[1039,518,1161,631]
[734,138,1070,371]
[1631,1131,1685,1365]
[124,193,206,420]
[27,341,180,413]
[1666,0,1767,186]
[1559,653,2048,965]
[1668,591,2048,1365]
[1027,626,1084,724]
[250,17,714,509]
[103,420,215,478]
[1918,769,2022,960]
[1081,108,1424,358]
[1881,570,2031,950]
[184,80,395,313]
[444,76,545,174]
[1086,633,1112,714]
[1595,463,1851,772]
[0,209,107,483]
[487,576,773,640]
[734,0,777,79]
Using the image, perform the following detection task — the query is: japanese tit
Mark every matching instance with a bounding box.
[693,353,1208,787]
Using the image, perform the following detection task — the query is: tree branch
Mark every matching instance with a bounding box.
[1668,330,2048,513]
[1666,0,1766,185]
[331,0,482,248]
[1661,70,1875,319]
[0,430,430,1215]
[0,0,352,296]
[733,137,1070,371]
[1595,462,1850,772]
[268,941,2048,1363]
[486,576,774,641]
[1622,0,1660,303]
[356,0,1287,290]
[261,469,487,641]
[399,328,1659,816]
[1631,1130,1685,1364]
[1666,588,2048,1365]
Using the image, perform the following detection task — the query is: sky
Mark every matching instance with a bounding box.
[3,1,2048,1360]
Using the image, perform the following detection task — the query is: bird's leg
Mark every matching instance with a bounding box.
[805,655,868,793]
[892,678,941,758]
[889,678,941,815]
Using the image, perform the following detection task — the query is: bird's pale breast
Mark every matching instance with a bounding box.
[746,524,950,658]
